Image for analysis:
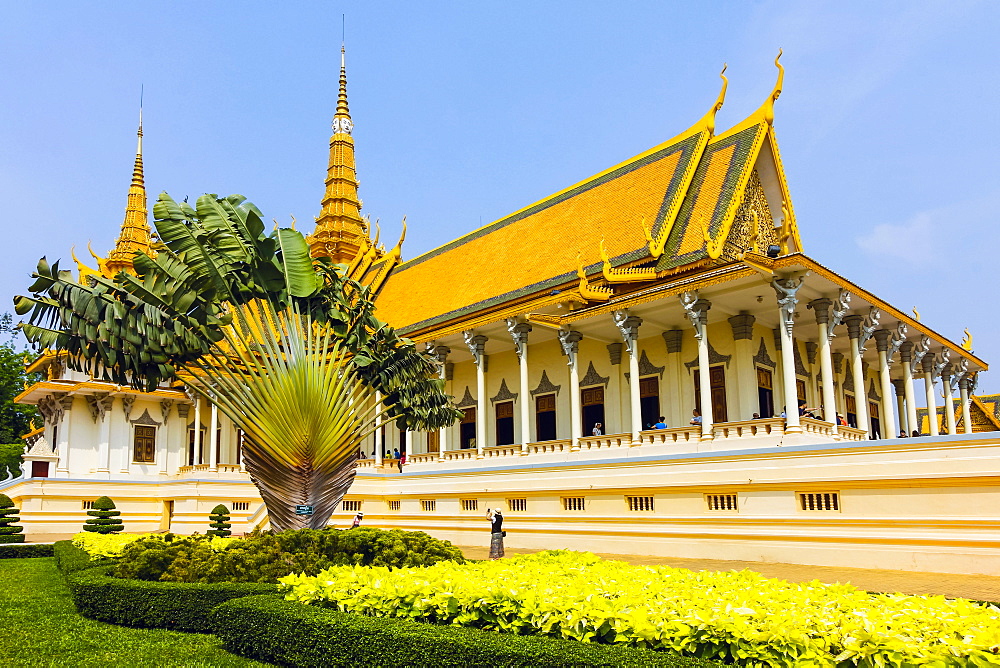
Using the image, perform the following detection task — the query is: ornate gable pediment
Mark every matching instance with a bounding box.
[867,379,881,402]
[625,350,666,382]
[580,361,610,388]
[456,386,477,408]
[753,339,775,368]
[131,408,162,427]
[490,379,518,405]
[684,341,732,371]
[530,370,561,397]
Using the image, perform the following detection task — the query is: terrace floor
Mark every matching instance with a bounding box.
[457,545,1000,603]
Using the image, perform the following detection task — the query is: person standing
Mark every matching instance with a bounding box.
[592,422,603,436]
[487,508,505,559]
[351,512,363,528]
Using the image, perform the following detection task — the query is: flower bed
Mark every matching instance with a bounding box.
[280,550,1000,667]
[211,594,718,667]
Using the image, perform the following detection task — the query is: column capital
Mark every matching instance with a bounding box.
[662,329,683,353]
[557,329,583,366]
[463,331,489,370]
[873,329,892,352]
[891,378,905,394]
[606,342,623,365]
[808,297,832,325]
[921,352,936,374]
[505,318,532,360]
[728,313,755,340]
[899,340,914,362]
[432,345,451,365]
[831,352,845,374]
[844,314,864,340]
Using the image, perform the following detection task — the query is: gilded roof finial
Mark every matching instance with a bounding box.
[962,328,973,351]
[102,99,152,276]
[693,63,729,135]
[763,49,784,125]
[308,42,370,262]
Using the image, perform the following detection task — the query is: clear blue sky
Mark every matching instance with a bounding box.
[2,1,998,389]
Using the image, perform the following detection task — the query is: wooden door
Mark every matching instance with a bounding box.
[694,366,728,422]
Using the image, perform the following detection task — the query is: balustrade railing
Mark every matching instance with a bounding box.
[577,433,631,450]
[714,418,785,440]
[640,426,700,445]
[358,417,879,472]
[527,439,572,454]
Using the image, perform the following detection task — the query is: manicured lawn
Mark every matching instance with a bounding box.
[0,557,267,667]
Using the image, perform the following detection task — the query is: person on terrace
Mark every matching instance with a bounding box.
[653,416,668,429]
[592,422,603,436]
[487,508,505,559]
[690,409,702,426]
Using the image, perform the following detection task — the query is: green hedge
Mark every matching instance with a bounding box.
[0,542,53,559]
[53,540,116,575]
[211,595,721,668]
[65,564,276,631]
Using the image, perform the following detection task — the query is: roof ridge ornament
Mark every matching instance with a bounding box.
[763,49,784,126]
[695,63,729,135]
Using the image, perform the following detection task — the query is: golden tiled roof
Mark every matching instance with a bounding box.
[376,129,710,332]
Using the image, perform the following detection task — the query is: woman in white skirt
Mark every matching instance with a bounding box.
[487,508,504,559]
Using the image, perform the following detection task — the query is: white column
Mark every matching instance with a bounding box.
[464,331,489,458]
[773,278,805,436]
[662,330,684,427]
[374,391,383,466]
[809,299,838,433]
[558,329,584,450]
[891,380,907,435]
[922,354,939,437]
[728,313,757,421]
[506,320,532,455]
[873,330,896,440]
[96,394,113,474]
[55,394,74,476]
[613,312,643,444]
[159,400,173,475]
[941,362,957,436]
[209,401,219,471]
[844,315,869,436]
[194,395,203,464]
[681,292,713,440]
[959,375,973,435]
[900,342,918,436]
[433,346,451,461]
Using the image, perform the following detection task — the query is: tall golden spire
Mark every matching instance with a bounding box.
[307,45,370,262]
[103,107,152,275]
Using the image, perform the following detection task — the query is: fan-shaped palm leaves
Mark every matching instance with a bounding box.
[15,193,460,530]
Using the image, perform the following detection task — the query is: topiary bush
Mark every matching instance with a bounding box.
[83,496,123,534]
[0,493,25,543]
[114,527,464,583]
[207,504,231,537]
[0,543,52,558]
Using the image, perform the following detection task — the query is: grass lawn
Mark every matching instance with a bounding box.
[0,557,268,667]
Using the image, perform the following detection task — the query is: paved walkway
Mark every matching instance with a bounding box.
[457,546,1000,602]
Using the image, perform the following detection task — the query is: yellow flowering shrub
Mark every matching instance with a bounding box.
[72,532,159,558]
[279,550,1000,667]
[72,532,236,559]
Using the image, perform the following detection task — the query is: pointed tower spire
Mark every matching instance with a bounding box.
[104,104,152,275]
[307,43,371,262]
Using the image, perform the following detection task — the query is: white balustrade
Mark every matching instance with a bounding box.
[577,433,631,450]
[482,444,520,458]
[640,426,700,445]
[527,439,572,454]
[714,418,785,440]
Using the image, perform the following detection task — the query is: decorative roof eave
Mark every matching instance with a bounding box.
[24,350,62,375]
[971,396,1000,431]
[773,254,988,370]
[14,379,188,406]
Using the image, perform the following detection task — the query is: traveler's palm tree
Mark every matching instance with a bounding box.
[15,193,460,531]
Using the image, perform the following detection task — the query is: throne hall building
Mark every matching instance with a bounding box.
[6,53,1000,575]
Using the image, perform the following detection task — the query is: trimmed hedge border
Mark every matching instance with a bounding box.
[0,543,54,559]
[53,540,116,574]
[65,564,276,632]
[211,595,722,668]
